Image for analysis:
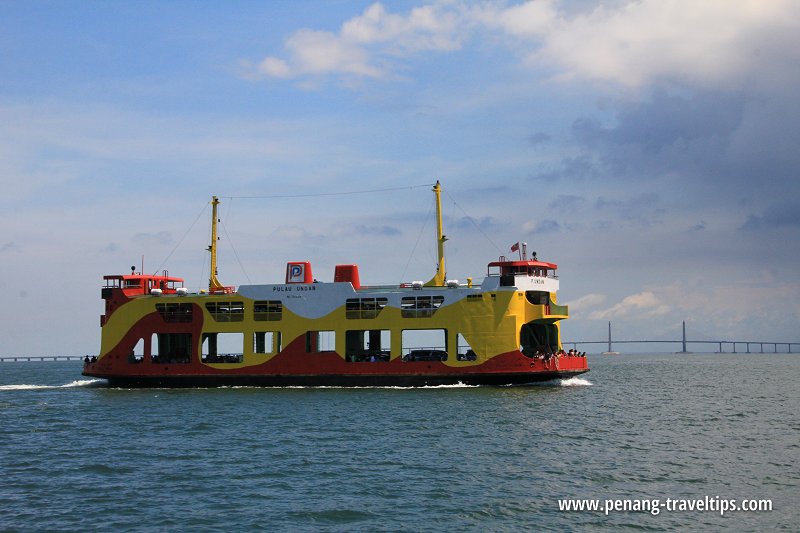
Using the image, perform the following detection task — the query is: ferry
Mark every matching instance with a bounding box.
[83,182,588,387]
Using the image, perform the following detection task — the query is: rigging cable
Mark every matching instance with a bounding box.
[152,202,209,276]
[398,195,435,284]
[221,183,435,200]
[443,188,504,256]
[219,199,252,285]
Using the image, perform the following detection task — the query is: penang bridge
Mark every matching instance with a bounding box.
[564,321,798,354]
[0,355,87,362]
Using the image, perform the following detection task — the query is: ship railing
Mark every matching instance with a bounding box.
[209,286,236,294]
[358,280,486,291]
[486,272,559,280]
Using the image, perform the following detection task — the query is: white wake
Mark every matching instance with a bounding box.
[556,376,593,387]
[0,379,102,391]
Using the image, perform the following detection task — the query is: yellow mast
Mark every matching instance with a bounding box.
[207,196,225,291]
[425,180,447,287]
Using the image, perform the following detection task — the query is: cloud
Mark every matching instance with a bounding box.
[449,215,497,232]
[530,154,597,182]
[253,2,465,83]
[589,290,671,320]
[521,0,799,89]
[567,293,607,317]
[355,224,402,236]
[1,242,21,253]
[548,194,585,210]
[260,29,384,80]
[572,91,747,152]
[740,204,800,231]
[340,2,463,51]
[689,221,706,232]
[132,231,174,247]
[250,1,800,90]
[522,219,560,234]
[528,132,552,145]
[475,0,558,37]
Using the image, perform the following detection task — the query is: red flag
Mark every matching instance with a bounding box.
[510,242,519,253]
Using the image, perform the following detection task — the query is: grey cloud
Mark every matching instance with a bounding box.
[354,224,401,237]
[689,221,706,231]
[574,91,746,153]
[548,195,586,210]
[530,219,560,234]
[528,132,552,146]
[595,193,660,211]
[132,231,174,247]
[449,216,497,232]
[529,154,597,183]
[740,205,800,231]
[566,88,799,210]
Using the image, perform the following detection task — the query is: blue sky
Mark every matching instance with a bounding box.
[2,0,799,355]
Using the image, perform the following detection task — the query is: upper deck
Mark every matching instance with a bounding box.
[481,258,560,293]
[103,273,186,298]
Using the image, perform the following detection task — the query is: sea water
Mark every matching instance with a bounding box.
[0,354,797,531]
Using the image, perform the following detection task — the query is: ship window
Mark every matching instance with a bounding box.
[127,337,145,364]
[526,291,548,305]
[155,303,194,322]
[254,300,282,321]
[400,295,445,318]
[306,330,335,353]
[132,338,144,357]
[466,294,483,301]
[253,331,279,354]
[151,333,192,364]
[401,329,448,361]
[456,333,478,361]
[123,279,142,288]
[345,298,388,319]
[206,301,244,322]
[201,332,244,363]
[345,329,390,362]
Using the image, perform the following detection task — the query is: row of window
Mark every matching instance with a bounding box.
[158,297,454,323]
[134,329,477,364]
[159,292,540,324]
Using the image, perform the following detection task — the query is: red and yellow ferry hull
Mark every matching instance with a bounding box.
[85,343,589,388]
[84,276,588,388]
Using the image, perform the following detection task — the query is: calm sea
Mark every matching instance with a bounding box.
[1,354,797,532]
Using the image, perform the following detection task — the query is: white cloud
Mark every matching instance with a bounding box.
[567,292,606,317]
[472,0,558,37]
[254,1,466,83]
[283,29,384,79]
[251,0,800,90]
[341,2,463,51]
[531,0,799,88]
[589,290,671,320]
[258,57,291,78]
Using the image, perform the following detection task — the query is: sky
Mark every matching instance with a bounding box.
[1,0,799,356]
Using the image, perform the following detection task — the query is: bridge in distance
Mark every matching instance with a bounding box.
[564,321,798,354]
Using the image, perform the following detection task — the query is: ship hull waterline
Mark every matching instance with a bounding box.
[88,369,589,388]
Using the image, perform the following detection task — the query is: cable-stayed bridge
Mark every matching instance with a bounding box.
[564,321,798,354]
[0,356,86,362]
